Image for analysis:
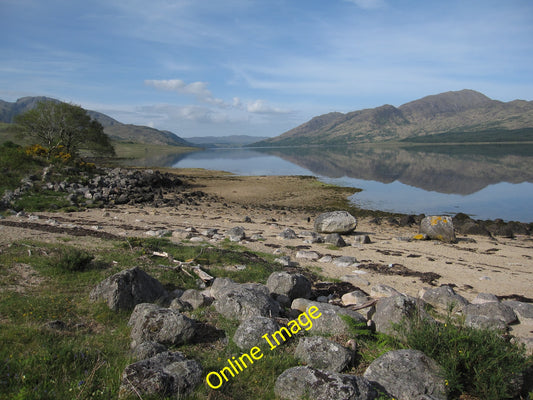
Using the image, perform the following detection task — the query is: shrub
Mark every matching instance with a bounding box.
[398,316,531,399]
[52,248,95,272]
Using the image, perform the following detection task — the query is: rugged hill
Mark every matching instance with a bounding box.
[0,97,193,147]
[251,90,533,146]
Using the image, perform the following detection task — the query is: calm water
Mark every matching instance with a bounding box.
[154,145,533,222]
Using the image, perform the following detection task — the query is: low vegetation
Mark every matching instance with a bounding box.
[401,127,533,144]
[399,315,531,400]
[1,237,531,399]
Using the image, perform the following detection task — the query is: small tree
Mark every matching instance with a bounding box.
[14,100,115,157]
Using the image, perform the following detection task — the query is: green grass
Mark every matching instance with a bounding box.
[11,189,73,212]
[0,142,45,194]
[396,315,532,400]
[0,237,290,399]
[1,237,531,399]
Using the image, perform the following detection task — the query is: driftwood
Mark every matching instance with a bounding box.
[152,252,214,283]
[190,266,215,284]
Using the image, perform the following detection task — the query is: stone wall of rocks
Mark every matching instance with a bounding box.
[0,166,212,210]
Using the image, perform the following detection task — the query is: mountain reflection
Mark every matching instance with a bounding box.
[256,144,533,195]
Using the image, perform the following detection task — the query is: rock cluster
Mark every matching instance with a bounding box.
[90,261,533,399]
[0,167,210,210]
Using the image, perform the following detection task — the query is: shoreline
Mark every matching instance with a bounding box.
[2,166,532,341]
[169,167,533,228]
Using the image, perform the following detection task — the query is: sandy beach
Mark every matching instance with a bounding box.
[2,169,532,339]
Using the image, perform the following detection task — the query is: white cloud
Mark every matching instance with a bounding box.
[144,79,226,105]
[246,99,291,114]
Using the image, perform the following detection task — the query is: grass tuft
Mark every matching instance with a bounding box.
[397,315,532,400]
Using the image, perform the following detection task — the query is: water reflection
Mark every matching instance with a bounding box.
[258,144,533,195]
[165,144,533,222]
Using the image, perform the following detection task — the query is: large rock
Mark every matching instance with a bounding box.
[89,267,167,311]
[471,292,499,304]
[372,294,433,338]
[294,336,354,372]
[233,316,280,350]
[342,290,370,307]
[503,301,533,325]
[278,228,298,239]
[291,299,366,336]
[464,302,517,330]
[364,349,446,400]
[179,289,212,309]
[419,285,469,313]
[119,351,202,399]
[420,216,456,243]
[132,341,167,360]
[275,366,377,400]
[129,305,197,348]
[314,211,357,234]
[267,271,312,307]
[370,284,400,298]
[209,277,239,299]
[226,226,246,242]
[214,282,280,321]
[324,233,347,247]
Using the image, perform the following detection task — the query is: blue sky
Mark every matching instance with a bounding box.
[1,0,532,137]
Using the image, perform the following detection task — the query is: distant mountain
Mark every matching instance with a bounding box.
[185,135,270,148]
[0,96,194,147]
[251,90,533,146]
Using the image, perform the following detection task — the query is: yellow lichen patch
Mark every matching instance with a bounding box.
[431,216,451,226]
[412,234,426,240]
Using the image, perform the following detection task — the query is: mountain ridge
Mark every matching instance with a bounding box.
[0,96,193,147]
[251,89,533,146]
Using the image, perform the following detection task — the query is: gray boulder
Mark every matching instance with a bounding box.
[420,216,456,243]
[352,234,371,244]
[333,256,358,267]
[419,285,469,313]
[279,228,298,239]
[325,233,347,247]
[291,298,366,336]
[129,306,196,348]
[209,277,239,299]
[89,267,167,311]
[233,316,280,350]
[372,294,433,338]
[471,292,499,304]
[294,336,354,372]
[370,284,401,298]
[300,231,324,243]
[314,211,357,234]
[227,226,246,242]
[342,290,370,306]
[464,302,517,330]
[503,300,533,325]
[119,351,202,399]
[267,271,312,307]
[214,282,280,321]
[275,366,377,400]
[364,349,446,400]
[169,298,193,312]
[179,289,212,309]
[128,303,160,327]
[295,250,320,261]
[132,341,167,360]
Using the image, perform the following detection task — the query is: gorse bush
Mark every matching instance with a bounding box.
[398,315,531,400]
